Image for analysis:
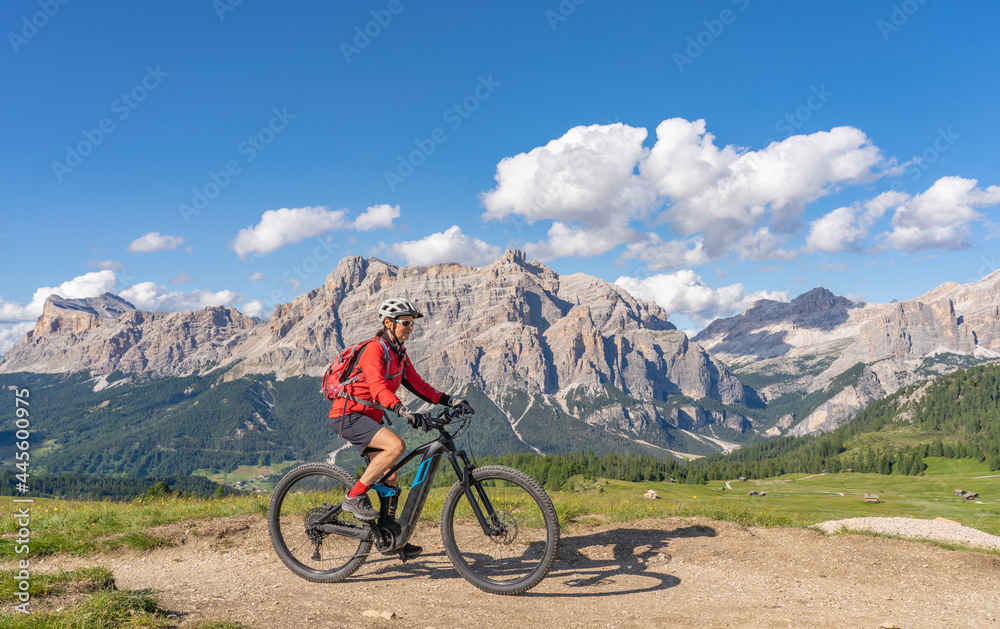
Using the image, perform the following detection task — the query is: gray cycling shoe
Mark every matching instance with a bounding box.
[340,493,378,520]
[397,543,423,562]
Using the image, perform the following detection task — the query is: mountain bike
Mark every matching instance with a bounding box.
[267,407,560,595]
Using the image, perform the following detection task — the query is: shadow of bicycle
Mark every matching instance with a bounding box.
[356,524,714,597]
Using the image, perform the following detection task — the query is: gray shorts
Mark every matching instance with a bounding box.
[329,412,386,455]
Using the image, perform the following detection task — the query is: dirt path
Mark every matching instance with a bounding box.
[35,514,1000,628]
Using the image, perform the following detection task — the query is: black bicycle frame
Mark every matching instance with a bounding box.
[313,422,501,552]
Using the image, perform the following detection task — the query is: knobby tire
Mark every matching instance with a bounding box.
[440,465,560,595]
[267,462,372,583]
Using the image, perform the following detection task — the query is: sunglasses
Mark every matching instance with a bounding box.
[393,319,415,328]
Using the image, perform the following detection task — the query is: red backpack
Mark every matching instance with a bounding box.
[321,337,401,412]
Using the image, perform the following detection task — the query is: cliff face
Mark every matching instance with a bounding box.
[1,293,257,376]
[223,250,752,406]
[31,293,137,336]
[693,287,861,361]
[0,251,758,452]
[695,272,1000,436]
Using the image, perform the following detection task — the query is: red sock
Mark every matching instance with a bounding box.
[347,481,370,498]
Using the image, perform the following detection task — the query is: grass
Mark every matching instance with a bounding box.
[543,456,1000,538]
[0,494,269,560]
[3,456,997,562]
[841,427,969,455]
[0,567,255,629]
[191,461,297,487]
[683,457,1000,537]
[0,566,114,603]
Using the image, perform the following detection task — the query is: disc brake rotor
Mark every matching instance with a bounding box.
[487,510,519,545]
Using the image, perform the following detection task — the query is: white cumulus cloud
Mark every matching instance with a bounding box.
[239,300,267,319]
[615,270,788,327]
[119,283,241,312]
[479,118,887,263]
[231,206,348,260]
[389,225,502,267]
[0,322,34,356]
[645,120,884,256]
[733,227,798,262]
[805,190,909,253]
[128,232,185,253]
[231,204,399,260]
[352,204,400,231]
[481,123,653,226]
[0,270,118,322]
[622,234,711,270]
[247,272,265,283]
[886,176,1000,252]
[525,221,638,261]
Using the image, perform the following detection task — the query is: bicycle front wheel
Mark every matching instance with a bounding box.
[441,465,559,595]
[267,462,372,583]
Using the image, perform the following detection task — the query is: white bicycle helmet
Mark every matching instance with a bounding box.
[377,297,424,321]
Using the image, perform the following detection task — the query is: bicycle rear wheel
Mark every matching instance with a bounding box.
[441,465,559,595]
[267,462,372,583]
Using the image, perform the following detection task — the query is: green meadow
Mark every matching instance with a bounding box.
[3,457,997,565]
[190,461,298,488]
[1,462,997,628]
[572,456,1000,536]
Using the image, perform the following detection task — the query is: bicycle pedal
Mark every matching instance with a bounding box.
[394,543,422,563]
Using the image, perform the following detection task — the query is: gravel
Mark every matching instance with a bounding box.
[814,516,1000,551]
[43,515,1000,628]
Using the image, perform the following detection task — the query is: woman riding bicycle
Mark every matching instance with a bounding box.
[329,297,472,553]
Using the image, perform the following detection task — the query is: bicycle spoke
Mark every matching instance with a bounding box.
[442,466,559,594]
[268,463,373,582]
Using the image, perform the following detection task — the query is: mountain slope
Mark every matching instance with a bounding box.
[694,273,1000,436]
[0,251,763,473]
[683,360,1000,481]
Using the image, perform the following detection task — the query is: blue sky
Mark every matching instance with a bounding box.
[2,1,1000,350]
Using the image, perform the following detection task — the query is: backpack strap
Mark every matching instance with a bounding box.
[379,337,406,381]
[336,337,398,419]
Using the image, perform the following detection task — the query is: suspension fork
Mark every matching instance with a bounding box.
[448,451,502,536]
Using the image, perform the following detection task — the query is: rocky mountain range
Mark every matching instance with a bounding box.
[695,271,1000,436]
[0,251,759,458]
[5,251,1000,465]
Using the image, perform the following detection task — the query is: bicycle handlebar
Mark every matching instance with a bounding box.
[428,405,474,429]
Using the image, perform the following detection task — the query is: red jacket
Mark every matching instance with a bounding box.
[328,335,446,423]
